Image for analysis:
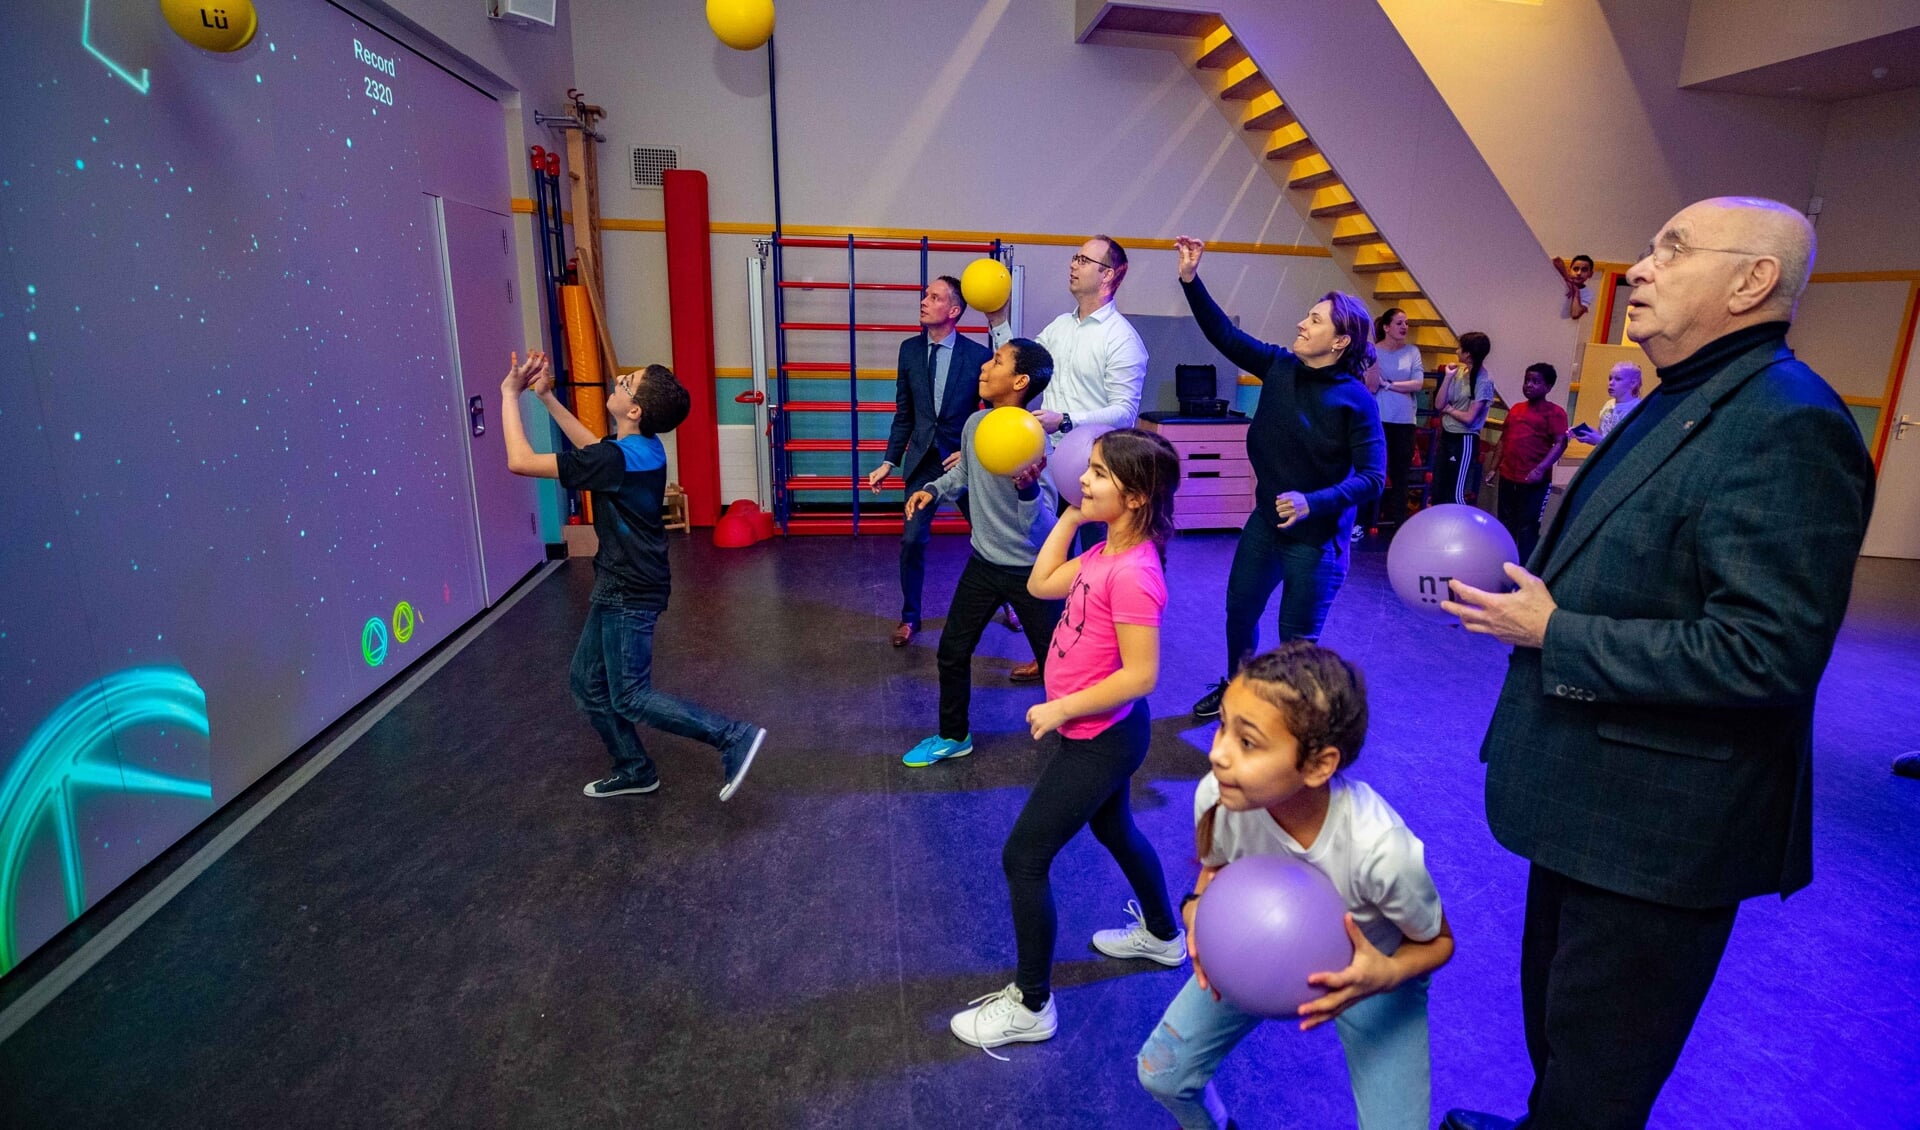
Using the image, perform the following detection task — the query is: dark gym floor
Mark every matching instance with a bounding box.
[1,533,1915,1128]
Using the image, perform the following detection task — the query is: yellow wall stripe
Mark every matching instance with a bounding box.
[505,201,1328,258]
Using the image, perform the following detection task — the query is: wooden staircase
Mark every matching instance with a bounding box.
[1087,7,1460,373]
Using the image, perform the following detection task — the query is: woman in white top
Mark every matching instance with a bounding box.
[1359,309,1424,536]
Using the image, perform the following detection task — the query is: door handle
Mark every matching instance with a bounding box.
[470,395,486,437]
[1898,414,1916,440]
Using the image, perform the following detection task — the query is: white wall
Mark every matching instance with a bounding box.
[1681,0,1920,86]
[572,0,1348,375]
[1810,86,1920,272]
[1378,0,1831,262]
[367,0,582,534]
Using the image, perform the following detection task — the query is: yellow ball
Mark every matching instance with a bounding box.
[160,0,258,53]
[974,406,1046,476]
[960,257,1012,314]
[707,0,775,50]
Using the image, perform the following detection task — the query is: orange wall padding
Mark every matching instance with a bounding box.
[560,285,609,435]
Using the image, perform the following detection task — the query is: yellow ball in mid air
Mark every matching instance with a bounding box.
[707,0,775,51]
[960,257,1012,315]
[160,0,259,53]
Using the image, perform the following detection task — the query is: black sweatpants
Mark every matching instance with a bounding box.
[1002,702,1177,1007]
[1433,430,1480,507]
[937,553,1062,740]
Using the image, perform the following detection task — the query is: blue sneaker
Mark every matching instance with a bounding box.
[719,725,766,802]
[903,734,973,768]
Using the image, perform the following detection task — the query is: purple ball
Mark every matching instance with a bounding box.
[1386,503,1520,617]
[1194,855,1353,1019]
[1046,424,1113,509]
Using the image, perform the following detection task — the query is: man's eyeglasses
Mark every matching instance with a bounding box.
[1637,236,1763,267]
[1070,253,1113,270]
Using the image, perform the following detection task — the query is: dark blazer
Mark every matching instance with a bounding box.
[1480,338,1874,908]
[886,332,991,486]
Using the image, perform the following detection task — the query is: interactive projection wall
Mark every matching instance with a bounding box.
[0,0,521,973]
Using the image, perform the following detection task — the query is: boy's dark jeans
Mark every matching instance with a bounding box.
[1497,475,1552,564]
[569,603,743,781]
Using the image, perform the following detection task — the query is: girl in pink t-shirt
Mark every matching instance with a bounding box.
[950,428,1188,1054]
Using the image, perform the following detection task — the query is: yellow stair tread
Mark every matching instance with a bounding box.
[1329,216,1381,245]
[1195,25,1246,69]
[1263,124,1314,161]
[1219,59,1271,101]
[1287,156,1341,190]
[1308,186,1362,217]
[1241,91,1294,130]
[1372,272,1423,298]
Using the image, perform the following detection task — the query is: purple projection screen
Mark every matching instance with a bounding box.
[0,1,513,973]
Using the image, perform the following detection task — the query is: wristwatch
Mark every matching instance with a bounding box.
[1059,412,1075,434]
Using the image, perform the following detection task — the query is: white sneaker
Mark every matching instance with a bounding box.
[949,984,1057,1057]
[1091,900,1188,967]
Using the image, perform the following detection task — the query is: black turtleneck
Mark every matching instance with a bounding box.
[1557,321,1790,536]
[1180,276,1385,543]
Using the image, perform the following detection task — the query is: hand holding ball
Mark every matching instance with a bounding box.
[974,406,1046,476]
[1193,856,1353,1018]
[960,258,1012,314]
[707,0,775,50]
[1386,504,1519,616]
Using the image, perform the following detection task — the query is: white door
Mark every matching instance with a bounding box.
[433,195,547,601]
[1862,356,1920,559]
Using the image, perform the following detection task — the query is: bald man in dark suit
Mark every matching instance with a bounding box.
[1442,198,1875,1130]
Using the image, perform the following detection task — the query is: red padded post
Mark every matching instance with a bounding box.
[663,169,722,526]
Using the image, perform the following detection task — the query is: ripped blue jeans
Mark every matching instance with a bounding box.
[1136,973,1431,1130]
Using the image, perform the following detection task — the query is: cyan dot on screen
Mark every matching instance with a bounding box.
[75,159,84,170]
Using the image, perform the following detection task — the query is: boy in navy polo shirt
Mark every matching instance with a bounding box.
[500,352,765,801]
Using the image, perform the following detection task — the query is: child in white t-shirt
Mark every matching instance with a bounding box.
[1137,642,1453,1130]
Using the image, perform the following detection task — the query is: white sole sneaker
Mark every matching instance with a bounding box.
[719,726,766,802]
[583,777,660,798]
[949,984,1058,1053]
[1091,901,1188,966]
[1091,928,1188,966]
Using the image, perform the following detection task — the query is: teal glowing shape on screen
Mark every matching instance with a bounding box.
[81,0,151,96]
[0,667,213,972]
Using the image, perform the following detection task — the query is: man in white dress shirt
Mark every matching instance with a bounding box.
[982,235,1148,441]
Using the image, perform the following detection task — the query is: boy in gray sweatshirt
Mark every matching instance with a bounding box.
[899,339,1060,767]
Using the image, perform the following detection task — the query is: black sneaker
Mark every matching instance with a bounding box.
[583,773,659,798]
[720,725,767,802]
[1192,679,1228,718]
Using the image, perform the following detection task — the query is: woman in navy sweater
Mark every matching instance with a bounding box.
[1174,236,1386,718]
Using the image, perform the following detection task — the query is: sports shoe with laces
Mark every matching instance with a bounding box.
[1192,678,1228,718]
[949,983,1057,1057]
[902,733,972,768]
[719,725,766,802]
[1091,900,1187,966]
[583,773,659,798]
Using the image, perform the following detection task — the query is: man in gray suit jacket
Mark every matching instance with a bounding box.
[868,276,992,647]
[1441,198,1875,1130]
